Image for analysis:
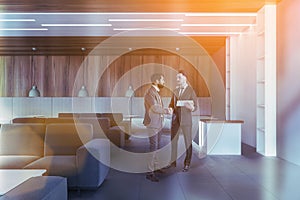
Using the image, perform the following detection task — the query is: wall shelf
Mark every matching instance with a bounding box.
[256,5,277,156]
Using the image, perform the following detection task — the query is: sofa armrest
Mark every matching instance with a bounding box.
[76,139,110,189]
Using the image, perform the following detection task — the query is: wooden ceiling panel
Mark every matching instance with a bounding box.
[0,0,281,12]
[0,0,280,55]
[0,36,226,56]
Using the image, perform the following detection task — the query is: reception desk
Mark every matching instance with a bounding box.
[199,120,244,155]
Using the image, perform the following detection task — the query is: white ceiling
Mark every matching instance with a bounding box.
[0,12,257,37]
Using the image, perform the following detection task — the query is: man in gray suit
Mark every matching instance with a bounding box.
[166,70,197,172]
[143,73,169,182]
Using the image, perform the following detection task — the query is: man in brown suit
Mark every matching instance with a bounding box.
[166,70,197,172]
[143,73,169,182]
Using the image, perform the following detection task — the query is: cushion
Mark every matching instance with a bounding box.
[24,156,77,187]
[44,123,93,156]
[0,155,41,169]
[75,118,110,139]
[24,156,77,176]
[99,113,123,127]
[12,117,46,124]
[0,124,46,156]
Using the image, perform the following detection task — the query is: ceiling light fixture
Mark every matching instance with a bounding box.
[108,19,183,22]
[78,48,89,97]
[0,28,48,31]
[0,19,36,22]
[113,28,180,31]
[41,24,112,27]
[181,24,256,27]
[28,47,41,97]
[185,12,257,17]
[179,32,241,35]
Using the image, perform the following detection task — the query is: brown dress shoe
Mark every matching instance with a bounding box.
[182,165,189,172]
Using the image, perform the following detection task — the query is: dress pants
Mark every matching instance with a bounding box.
[171,123,192,166]
[147,127,162,172]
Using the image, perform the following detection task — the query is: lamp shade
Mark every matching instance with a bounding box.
[28,85,40,97]
[78,85,89,97]
[125,85,134,97]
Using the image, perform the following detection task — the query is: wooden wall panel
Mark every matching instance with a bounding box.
[0,57,5,96]
[161,55,180,95]
[67,56,81,96]
[12,56,31,97]
[129,55,144,97]
[34,56,47,97]
[122,55,133,96]
[0,50,221,97]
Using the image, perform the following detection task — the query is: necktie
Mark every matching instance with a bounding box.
[179,87,184,97]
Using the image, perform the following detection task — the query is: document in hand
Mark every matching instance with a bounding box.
[176,100,194,107]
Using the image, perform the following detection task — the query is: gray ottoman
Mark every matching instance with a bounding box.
[0,176,67,200]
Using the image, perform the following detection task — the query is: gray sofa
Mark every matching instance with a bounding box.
[0,123,110,189]
[12,115,126,147]
[58,112,129,146]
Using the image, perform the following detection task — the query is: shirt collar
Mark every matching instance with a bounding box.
[152,84,160,92]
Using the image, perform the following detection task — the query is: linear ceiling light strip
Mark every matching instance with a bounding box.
[181,24,256,27]
[108,19,183,22]
[0,19,36,22]
[0,28,48,31]
[41,24,112,27]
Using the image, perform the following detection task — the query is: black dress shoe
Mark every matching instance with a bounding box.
[146,173,159,182]
[182,165,189,172]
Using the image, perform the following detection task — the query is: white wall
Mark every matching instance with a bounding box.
[277,0,300,165]
[0,97,212,123]
[230,33,257,147]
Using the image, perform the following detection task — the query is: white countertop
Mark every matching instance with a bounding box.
[0,169,46,196]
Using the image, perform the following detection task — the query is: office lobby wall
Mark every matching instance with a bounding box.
[277,0,300,165]
[229,34,257,147]
[0,53,213,98]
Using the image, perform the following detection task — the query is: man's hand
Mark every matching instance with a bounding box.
[184,101,194,111]
[164,107,173,114]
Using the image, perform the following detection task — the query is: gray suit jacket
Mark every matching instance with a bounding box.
[169,85,197,126]
[143,86,165,129]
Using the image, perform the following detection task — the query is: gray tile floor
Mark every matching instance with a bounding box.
[69,136,300,200]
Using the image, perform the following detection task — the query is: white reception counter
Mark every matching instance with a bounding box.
[199,119,244,155]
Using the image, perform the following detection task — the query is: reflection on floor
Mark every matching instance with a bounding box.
[69,135,300,200]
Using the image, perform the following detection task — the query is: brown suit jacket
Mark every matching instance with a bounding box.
[143,86,165,129]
